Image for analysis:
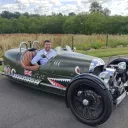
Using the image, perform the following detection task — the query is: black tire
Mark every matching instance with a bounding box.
[67,79,113,126]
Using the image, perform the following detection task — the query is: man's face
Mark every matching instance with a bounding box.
[44,42,52,51]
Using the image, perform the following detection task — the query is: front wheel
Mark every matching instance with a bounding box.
[67,79,113,126]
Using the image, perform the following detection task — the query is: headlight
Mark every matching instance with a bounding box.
[89,58,105,72]
[99,71,110,84]
[118,62,126,70]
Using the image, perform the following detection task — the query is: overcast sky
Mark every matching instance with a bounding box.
[0,0,127,16]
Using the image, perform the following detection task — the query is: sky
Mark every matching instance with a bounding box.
[0,0,127,16]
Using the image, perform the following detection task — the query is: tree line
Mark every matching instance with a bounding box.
[0,2,128,34]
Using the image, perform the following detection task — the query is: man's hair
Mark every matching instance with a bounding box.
[44,40,51,44]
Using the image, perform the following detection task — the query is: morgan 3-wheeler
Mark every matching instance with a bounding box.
[0,41,128,126]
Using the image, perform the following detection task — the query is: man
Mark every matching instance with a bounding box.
[31,40,56,65]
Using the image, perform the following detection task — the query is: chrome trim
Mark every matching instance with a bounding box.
[19,42,28,53]
[32,40,40,50]
[115,91,127,106]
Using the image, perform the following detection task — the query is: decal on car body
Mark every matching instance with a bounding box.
[5,66,11,74]
[24,70,32,76]
[75,66,80,74]
[11,69,16,75]
[48,78,71,89]
[54,61,60,67]
[4,65,17,75]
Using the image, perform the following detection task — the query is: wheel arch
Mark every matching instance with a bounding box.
[65,73,108,107]
[107,58,128,67]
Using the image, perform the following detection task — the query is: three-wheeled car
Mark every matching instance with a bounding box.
[0,41,128,126]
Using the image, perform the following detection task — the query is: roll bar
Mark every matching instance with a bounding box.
[19,42,28,53]
[32,41,40,50]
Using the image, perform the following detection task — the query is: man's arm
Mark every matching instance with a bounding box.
[48,50,56,59]
[31,53,41,65]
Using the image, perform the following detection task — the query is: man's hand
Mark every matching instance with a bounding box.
[41,54,47,58]
[33,64,40,68]
[33,63,38,66]
[41,51,48,59]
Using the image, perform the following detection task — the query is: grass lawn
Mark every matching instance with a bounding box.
[78,47,128,58]
[0,65,4,72]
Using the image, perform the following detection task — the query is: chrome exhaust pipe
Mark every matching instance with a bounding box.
[115,91,127,106]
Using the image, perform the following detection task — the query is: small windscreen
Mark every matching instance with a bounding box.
[55,46,72,54]
[54,46,64,53]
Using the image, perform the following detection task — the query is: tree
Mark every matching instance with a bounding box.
[1,11,21,19]
[18,15,29,32]
[75,13,88,34]
[58,13,63,16]
[0,17,12,33]
[28,17,40,33]
[90,2,111,16]
[89,2,103,13]
[0,10,127,34]
[84,12,107,34]
[1,11,13,19]
[43,15,66,34]
[14,12,21,19]
[23,12,29,18]
[11,19,25,33]
[68,12,76,16]
[103,8,111,16]
[63,16,77,34]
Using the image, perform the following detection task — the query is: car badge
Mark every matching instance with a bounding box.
[75,66,80,74]
[24,70,32,76]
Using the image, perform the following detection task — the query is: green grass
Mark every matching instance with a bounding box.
[78,47,128,58]
[0,65,4,72]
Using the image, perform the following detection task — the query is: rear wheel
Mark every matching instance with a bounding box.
[67,79,113,126]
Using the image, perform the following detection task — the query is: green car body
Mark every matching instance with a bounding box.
[3,47,104,96]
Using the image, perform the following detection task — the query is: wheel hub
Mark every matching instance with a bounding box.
[82,99,89,106]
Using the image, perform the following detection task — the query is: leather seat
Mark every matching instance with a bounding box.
[21,51,39,71]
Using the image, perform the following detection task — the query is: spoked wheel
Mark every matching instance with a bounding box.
[73,89,104,120]
[67,79,113,126]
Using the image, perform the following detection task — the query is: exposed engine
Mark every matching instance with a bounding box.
[99,62,128,105]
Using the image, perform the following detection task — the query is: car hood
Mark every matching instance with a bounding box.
[52,51,105,75]
[56,51,95,61]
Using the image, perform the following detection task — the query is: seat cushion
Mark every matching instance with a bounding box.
[22,51,36,66]
[21,50,39,71]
